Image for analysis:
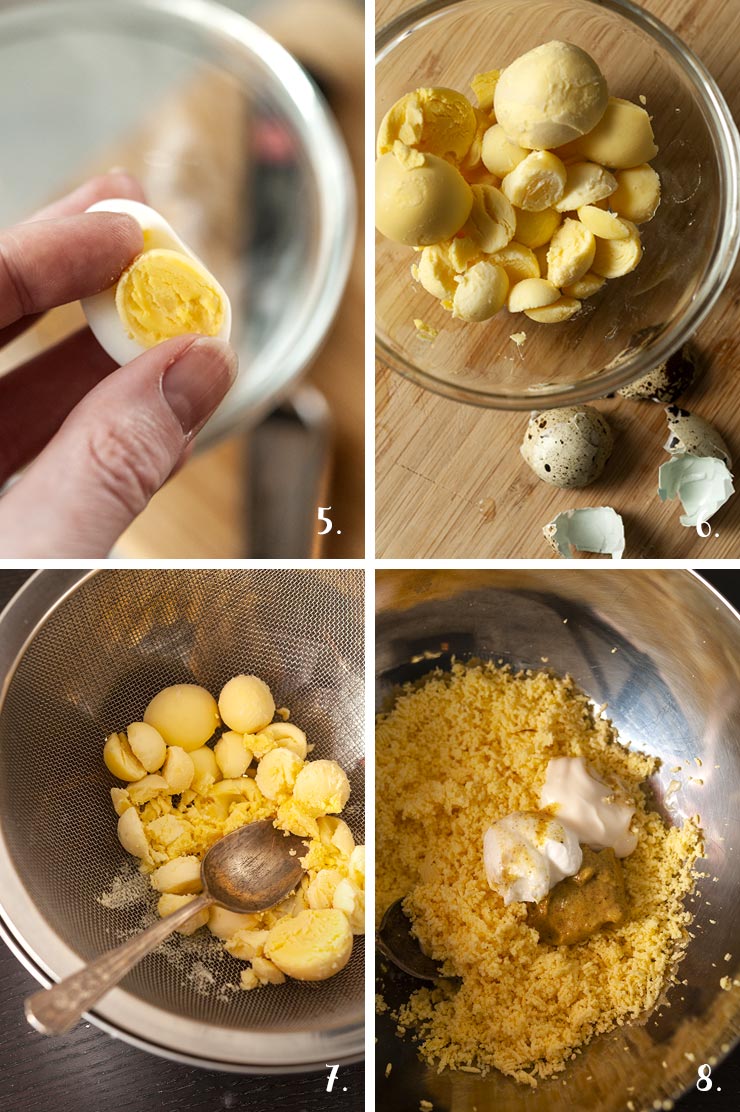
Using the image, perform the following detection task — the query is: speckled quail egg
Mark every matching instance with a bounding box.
[663,406,731,467]
[82,198,232,366]
[521,405,614,487]
[618,345,698,403]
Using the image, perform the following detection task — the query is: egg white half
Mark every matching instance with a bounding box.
[81,198,232,366]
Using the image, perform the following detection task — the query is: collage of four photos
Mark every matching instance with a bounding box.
[0,0,739,1111]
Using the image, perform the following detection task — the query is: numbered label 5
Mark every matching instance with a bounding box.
[318,506,334,535]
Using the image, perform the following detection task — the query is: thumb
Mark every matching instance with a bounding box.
[0,334,238,557]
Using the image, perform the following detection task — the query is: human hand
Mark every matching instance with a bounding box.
[0,173,238,557]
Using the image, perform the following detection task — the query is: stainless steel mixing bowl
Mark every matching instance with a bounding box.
[0,568,364,1072]
[376,569,740,1110]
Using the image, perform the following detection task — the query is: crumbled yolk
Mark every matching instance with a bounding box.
[115,247,225,348]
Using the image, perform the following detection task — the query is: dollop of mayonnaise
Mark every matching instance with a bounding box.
[540,756,637,857]
[483,811,583,905]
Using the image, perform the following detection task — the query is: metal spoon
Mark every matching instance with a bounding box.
[25,819,307,1035]
[377,898,446,981]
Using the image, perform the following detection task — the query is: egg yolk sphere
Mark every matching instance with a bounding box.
[115,248,227,349]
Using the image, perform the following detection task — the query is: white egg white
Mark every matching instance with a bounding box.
[81,198,232,366]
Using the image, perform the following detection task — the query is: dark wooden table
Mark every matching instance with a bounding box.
[0,958,363,1112]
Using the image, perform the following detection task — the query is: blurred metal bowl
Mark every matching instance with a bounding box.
[376,569,740,1110]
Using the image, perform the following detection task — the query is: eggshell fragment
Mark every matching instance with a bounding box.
[543,507,625,559]
[658,457,734,534]
[663,406,731,467]
[521,406,613,487]
[617,346,698,403]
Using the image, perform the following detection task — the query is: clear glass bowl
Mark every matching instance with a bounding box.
[0,0,354,445]
[376,0,740,409]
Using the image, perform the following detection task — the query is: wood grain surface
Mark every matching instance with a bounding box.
[0,951,363,1112]
[375,0,740,559]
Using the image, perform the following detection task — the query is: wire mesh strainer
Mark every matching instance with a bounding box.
[0,568,364,1071]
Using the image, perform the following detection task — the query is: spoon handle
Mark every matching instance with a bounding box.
[24,893,214,1035]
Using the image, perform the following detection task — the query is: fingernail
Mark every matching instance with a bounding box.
[162,337,238,437]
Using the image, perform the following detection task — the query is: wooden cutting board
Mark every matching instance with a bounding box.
[376,0,740,559]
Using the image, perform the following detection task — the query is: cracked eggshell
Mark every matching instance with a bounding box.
[543,507,625,558]
[658,456,734,534]
[617,345,698,403]
[663,407,731,467]
[521,405,613,487]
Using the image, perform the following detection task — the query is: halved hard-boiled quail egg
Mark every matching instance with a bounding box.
[82,199,231,366]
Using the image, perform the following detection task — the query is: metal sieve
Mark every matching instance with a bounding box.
[0,568,364,1072]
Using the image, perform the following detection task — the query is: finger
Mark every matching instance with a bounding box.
[0,172,147,346]
[28,171,147,222]
[0,335,238,557]
[0,211,143,332]
[0,328,117,484]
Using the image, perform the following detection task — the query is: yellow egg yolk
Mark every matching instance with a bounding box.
[115,247,225,348]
